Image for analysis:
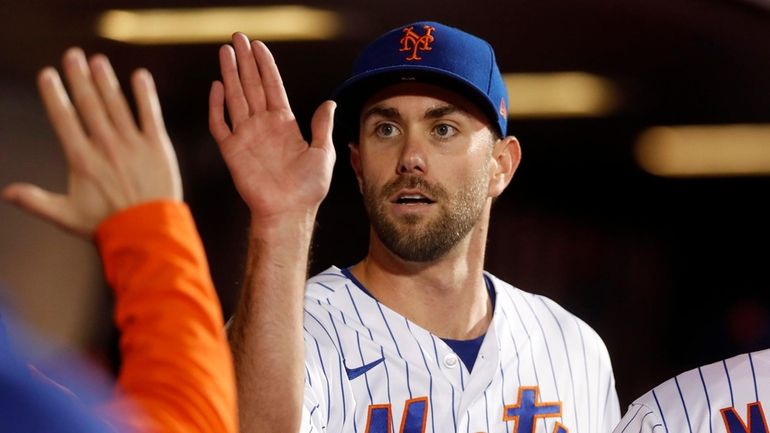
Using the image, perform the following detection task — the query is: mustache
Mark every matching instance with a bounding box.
[380,175,448,200]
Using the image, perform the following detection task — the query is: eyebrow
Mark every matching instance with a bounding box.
[361,104,467,123]
[425,104,464,119]
[361,106,401,122]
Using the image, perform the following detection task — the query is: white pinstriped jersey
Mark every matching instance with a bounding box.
[300,266,620,433]
[612,349,770,433]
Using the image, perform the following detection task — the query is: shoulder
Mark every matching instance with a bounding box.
[612,400,665,433]
[487,272,607,346]
[620,349,770,433]
[302,266,366,349]
[305,266,352,301]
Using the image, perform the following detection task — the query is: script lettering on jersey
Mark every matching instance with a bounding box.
[721,402,769,433]
[399,25,435,61]
[503,386,566,433]
[365,397,428,433]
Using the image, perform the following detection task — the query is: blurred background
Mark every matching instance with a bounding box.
[1,0,769,410]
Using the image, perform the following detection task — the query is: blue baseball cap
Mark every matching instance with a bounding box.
[333,21,509,139]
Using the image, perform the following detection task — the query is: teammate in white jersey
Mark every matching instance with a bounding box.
[212,21,620,433]
[613,349,770,433]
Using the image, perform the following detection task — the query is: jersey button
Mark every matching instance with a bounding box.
[443,353,459,368]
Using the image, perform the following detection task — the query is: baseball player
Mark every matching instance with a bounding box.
[613,348,770,433]
[214,22,620,433]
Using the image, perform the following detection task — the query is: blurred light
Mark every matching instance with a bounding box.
[635,124,770,177]
[503,72,619,118]
[97,6,343,44]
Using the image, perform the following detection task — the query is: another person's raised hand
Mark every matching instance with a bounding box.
[209,33,336,225]
[2,48,182,238]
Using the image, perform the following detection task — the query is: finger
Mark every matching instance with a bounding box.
[251,41,290,111]
[310,100,337,152]
[131,68,168,139]
[89,54,138,136]
[232,32,266,113]
[219,44,249,125]
[2,183,81,234]
[37,67,91,167]
[61,47,117,144]
[209,81,231,142]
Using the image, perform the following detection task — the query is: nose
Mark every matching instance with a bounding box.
[397,132,427,175]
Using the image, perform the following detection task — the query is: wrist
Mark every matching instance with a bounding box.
[248,209,317,243]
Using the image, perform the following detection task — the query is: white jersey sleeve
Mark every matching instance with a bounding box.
[612,348,770,433]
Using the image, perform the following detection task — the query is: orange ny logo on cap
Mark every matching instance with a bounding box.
[399,25,436,61]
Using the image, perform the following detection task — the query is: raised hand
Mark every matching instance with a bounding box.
[208,33,336,223]
[2,48,182,238]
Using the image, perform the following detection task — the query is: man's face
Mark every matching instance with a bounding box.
[352,82,499,262]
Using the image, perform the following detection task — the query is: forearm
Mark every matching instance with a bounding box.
[228,211,316,433]
[96,202,236,433]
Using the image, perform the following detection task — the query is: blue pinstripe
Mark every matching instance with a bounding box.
[484,388,491,433]
[315,282,336,292]
[505,291,538,387]
[451,383,458,431]
[674,376,693,433]
[342,284,389,432]
[305,326,332,425]
[405,319,435,433]
[522,294,563,430]
[506,290,547,432]
[322,300,351,427]
[652,390,669,433]
[379,345,394,433]
[306,311,349,423]
[540,298,578,429]
[498,305,522,416]
[499,364,510,433]
[641,410,660,432]
[376,301,413,399]
[749,352,758,402]
[618,405,644,433]
[576,317,592,432]
[723,360,735,407]
[430,335,456,432]
[697,367,712,433]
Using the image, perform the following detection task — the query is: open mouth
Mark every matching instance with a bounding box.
[393,193,435,205]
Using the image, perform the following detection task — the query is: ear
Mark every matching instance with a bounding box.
[348,142,364,194]
[488,135,521,198]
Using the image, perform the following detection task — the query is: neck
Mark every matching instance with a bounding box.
[349,209,493,340]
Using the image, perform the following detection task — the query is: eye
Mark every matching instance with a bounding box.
[432,123,458,139]
[375,122,400,138]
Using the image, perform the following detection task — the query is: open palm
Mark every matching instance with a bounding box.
[3,48,181,238]
[209,34,336,222]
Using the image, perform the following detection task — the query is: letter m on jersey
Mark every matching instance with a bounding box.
[365,397,428,433]
[721,402,769,433]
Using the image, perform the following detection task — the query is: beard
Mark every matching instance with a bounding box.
[362,173,488,262]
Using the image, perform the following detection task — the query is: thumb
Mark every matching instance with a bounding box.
[2,183,84,236]
[309,100,336,153]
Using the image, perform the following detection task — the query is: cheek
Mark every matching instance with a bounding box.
[358,149,394,183]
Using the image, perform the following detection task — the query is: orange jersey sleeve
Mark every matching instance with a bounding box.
[93,201,237,433]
